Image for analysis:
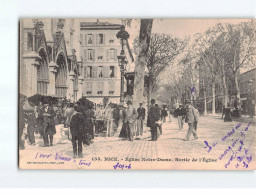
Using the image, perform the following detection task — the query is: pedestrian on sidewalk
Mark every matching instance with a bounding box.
[65,103,75,127]
[85,103,95,141]
[104,103,114,137]
[221,106,225,119]
[184,100,198,141]
[147,99,160,141]
[36,101,44,138]
[136,103,145,136]
[24,101,36,145]
[193,105,199,131]
[155,104,162,136]
[42,101,57,147]
[161,105,168,123]
[224,104,232,122]
[19,97,26,150]
[70,105,87,158]
[174,104,184,130]
[113,104,120,132]
[122,100,137,141]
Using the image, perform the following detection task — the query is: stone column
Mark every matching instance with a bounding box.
[23,52,40,96]
[67,71,76,101]
[48,61,58,96]
[77,76,84,100]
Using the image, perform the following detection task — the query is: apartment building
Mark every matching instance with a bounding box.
[80,21,134,104]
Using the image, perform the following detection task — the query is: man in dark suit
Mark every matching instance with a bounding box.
[137,103,145,136]
[41,101,56,147]
[70,105,87,158]
[19,98,26,150]
[174,104,185,130]
[147,99,160,141]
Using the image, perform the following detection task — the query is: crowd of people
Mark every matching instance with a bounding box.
[19,93,202,158]
[118,99,200,142]
[19,95,123,158]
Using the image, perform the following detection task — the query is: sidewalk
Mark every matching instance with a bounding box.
[205,113,256,124]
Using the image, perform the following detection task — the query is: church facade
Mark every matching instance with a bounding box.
[19,19,133,104]
[20,18,83,101]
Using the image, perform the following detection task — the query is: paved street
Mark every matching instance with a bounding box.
[19,115,256,170]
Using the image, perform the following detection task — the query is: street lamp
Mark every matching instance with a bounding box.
[117,55,127,104]
[116,25,130,105]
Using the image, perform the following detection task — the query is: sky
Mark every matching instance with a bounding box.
[86,18,252,39]
[151,18,251,38]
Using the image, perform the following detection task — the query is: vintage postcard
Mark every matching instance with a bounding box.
[19,18,256,170]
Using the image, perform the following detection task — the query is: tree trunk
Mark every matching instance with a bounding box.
[212,80,216,115]
[204,90,207,115]
[221,63,228,107]
[234,70,241,116]
[202,78,207,115]
[133,19,153,109]
[147,76,153,111]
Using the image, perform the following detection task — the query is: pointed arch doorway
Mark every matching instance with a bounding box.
[37,49,49,95]
[55,53,68,98]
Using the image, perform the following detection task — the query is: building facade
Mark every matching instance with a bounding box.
[198,65,256,115]
[20,19,134,104]
[20,18,83,102]
[80,22,134,104]
[240,68,256,115]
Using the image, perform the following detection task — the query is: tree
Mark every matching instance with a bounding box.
[133,33,188,109]
[224,21,256,115]
[194,26,225,115]
[133,19,153,108]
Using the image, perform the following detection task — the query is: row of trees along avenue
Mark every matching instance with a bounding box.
[132,19,255,116]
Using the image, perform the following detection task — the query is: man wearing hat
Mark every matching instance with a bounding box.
[184,100,198,141]
[137,103,145,136]
[70,105,87,158]
[147,99,161,141]
[122,100,137,141]
[174,104,185,130]
[19,97,26,150]
[42,101,57,147]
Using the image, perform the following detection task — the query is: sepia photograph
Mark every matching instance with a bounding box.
[18,18,256,170]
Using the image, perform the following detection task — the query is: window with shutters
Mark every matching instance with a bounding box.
[80,34,83,45]
[106,49,109,61]
[87,34,93,45]
[87,49,93,61]
[86,82,93,94]
[83,49,87,61]
[84,66,86,78]
[86,66,92,78]
[92,66,98,78]
[103,66,109,78]
[97,48,104,60]
[109,66,115,78]
[97,82,104,95]
[99,33,104,44]
[98,66,103,78]
[109,48,115,60]
[108,81,115,95]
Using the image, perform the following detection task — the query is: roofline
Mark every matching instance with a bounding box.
[80,22,122,30]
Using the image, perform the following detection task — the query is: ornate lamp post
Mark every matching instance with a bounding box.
[116,25,130,104]
[117,55,128,104]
